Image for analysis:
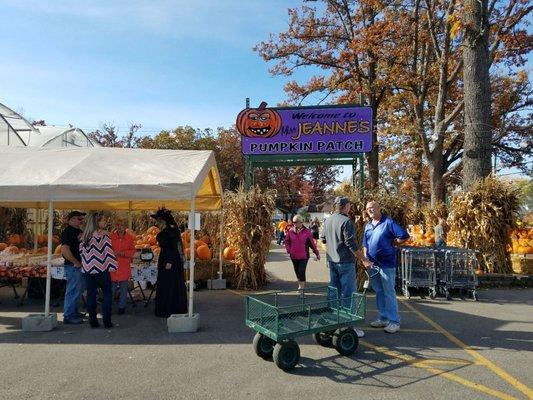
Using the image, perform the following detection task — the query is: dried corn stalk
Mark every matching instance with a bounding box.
[422,202,448,234]
[202,212,223,256]
[448,176,520,273]
[224,185,275,290]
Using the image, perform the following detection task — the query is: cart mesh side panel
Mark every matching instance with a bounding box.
[245,286,366,341]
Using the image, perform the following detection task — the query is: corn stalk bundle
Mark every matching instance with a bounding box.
[224,185,275,290]
[336,185,409,286]
[422,202,448,234]
[202,212,223,256]
[0,207,32,246]
[448,177,520,273]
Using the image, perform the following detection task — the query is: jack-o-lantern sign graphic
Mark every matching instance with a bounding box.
[236,101,282,138]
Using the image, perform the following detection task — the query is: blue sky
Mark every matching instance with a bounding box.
[0,0,316,135]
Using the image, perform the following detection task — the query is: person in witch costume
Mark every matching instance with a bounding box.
[150,208,188,317]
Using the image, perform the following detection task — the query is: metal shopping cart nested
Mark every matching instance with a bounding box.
[400,247,437,299]
[245,269,376,371]
[441,247,479,300]
[400,246,479,301]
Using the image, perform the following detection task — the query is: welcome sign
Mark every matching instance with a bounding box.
[237,102,373,155]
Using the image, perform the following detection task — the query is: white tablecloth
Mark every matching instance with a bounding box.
[51,262,158,284]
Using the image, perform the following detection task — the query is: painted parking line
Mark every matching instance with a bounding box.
[400,299,533,399]
[361,340,518,400]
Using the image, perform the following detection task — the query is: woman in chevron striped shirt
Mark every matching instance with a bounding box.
[80,212,118,329]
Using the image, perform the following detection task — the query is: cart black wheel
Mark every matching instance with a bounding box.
[313,330,334,347]
[253,333,275,359]
[473,292,479,301]
[333,328,359,356]
[273,341,300,371]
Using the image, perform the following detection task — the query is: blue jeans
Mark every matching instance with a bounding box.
[371,267,400,324]
[63,264,85,320]
[113,281,129,309]
[328,261,356,309]
[85,271,112,326]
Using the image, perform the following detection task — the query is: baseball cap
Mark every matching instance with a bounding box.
[334,196,351,207]
[67,211,86,220]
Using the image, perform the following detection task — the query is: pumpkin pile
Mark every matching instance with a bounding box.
[181,230,213,261]
[509,228,533,254]
[134,226,161,254]
[408,224,436,246]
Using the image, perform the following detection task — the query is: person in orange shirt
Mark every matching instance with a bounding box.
[277,219,288,245]
[110,218,135,314]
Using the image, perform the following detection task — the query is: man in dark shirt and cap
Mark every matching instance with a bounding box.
[321,196,373,338]
[61,211,86,324]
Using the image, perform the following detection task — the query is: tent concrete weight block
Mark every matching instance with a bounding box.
[207,278,227,290]
[167,313,200,333]
[22,313,58,332]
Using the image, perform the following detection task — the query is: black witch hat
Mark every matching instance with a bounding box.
[150,207,176,226]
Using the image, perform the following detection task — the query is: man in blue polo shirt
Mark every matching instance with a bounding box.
[363,201,409,334]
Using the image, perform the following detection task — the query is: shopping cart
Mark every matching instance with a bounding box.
[442,248,479,301]
[400,247,437,299]
[245,269,377,371]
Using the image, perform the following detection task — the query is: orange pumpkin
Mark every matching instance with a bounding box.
[0,243,7,251]
[6,246,19,254]
[147,226,161,235]
[54,244,63,255]
[184,247,191,257]
[181,231,191,244]
[8,234,22,246]
[200,235,211,245]
[194,240,207,249]
[196,245,212,260]
[475,268,484,276]
[236,101,282,138]
[223,246,236,261]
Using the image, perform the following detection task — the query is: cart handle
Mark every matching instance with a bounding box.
[361,266,381,294]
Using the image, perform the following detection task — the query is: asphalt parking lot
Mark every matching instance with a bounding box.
[0,245,531,400]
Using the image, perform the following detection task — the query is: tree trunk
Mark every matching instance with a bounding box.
[414,148,423,207]
[430,152,446,206]
[365,103,379,188]
[462,0,492,190]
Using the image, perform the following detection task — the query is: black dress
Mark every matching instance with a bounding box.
[154,225,188,317]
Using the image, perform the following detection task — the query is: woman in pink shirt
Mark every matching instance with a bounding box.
[284,215,320,290]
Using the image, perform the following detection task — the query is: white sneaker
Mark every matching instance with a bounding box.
[384,322,400,334]
[370,319,389,328]
[355,328,365,338]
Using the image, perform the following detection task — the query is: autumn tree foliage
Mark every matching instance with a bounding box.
[254,0,405,188]
[256,0,531,205]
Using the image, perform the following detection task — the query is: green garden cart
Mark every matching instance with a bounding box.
[245,269,375,371]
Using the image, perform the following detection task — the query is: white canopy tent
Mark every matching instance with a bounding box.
[0,146,223,330]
